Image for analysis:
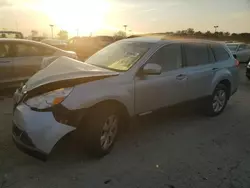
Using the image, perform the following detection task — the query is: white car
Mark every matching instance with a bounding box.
[226,43,250,63]
[0,38,77,88]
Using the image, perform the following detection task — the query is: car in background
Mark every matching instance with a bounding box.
[246,61,250,80]
[0,38,77,88]
[41,39,68,50]
[0,31,24,39]
[226,43,250,63]
[12,38,239,160]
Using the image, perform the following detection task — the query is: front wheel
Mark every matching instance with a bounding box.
[82,104,121,158]
[204,84,228,116]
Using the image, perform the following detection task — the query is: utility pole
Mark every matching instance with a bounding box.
[49,24,54,38]
[214,25,219,33]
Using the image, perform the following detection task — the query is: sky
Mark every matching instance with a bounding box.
[0,0,249,37]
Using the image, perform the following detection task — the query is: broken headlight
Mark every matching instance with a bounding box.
[25,87,73,110]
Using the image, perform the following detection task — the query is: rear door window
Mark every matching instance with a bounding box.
[211,44,230,62]
[183,43,210,67]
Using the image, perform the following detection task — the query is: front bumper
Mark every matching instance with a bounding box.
[12,103,76,160]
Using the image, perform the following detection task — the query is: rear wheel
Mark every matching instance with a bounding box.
[204,84,228,116]
[82,103,121,157]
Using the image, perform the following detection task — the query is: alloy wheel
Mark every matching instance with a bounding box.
[100,115,118,150]
[212,89,226,113]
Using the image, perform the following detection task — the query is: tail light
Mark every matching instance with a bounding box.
[235,59,240,67]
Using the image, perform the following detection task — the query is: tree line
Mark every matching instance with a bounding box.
[164,28,250,43]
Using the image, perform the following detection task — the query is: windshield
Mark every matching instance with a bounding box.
[227,44,239,51]
[84,42,152,72]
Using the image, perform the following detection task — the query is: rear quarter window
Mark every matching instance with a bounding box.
[211,44,230,62]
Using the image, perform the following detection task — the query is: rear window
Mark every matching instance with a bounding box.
[211,44,230,62]
[184,43,209,67]
[226,44,238,51]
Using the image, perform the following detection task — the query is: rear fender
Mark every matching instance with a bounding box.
[211,69,232,95]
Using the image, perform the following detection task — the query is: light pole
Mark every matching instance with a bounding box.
[214,25,219,33]
[123,25,127,32]
[76,28,79,37]
[49,24,54,38]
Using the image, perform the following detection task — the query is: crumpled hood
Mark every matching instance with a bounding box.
[25,56,119,91]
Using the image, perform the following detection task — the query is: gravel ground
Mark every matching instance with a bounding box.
[0,65,249,188]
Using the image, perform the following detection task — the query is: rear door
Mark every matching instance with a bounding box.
[12,42,56,82]
[135,43,187,114]
[0,42,14,86]
[183,43,215,100]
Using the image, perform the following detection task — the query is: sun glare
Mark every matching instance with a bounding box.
[37,0,110,36]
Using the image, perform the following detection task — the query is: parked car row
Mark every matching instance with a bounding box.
[226,42,250,63]
[0,38,77,88]
[12,37,240,161]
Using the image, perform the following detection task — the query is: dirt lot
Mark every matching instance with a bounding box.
[0,66,250,188]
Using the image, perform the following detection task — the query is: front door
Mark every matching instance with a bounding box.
[135,44,187,114]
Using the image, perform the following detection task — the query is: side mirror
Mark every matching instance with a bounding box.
[233,54,237,59]
[142,63,162,75]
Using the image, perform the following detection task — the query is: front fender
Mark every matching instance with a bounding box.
[62,79,134,116]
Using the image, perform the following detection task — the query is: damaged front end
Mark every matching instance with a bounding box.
[12,71,118,161]
[12,103,78,161]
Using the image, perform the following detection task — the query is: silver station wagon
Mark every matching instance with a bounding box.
[12,37,239,160]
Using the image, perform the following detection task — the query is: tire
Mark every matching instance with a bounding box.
[82,103,121,158]
[245,57,250,64]
[204,84,229,116]
[247,76,250,80]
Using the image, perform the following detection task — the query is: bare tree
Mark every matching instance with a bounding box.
[57,30,68,40]
[114,31,126,40]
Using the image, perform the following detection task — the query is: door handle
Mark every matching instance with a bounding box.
[212,68,219,71]
[176,74,187,80]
